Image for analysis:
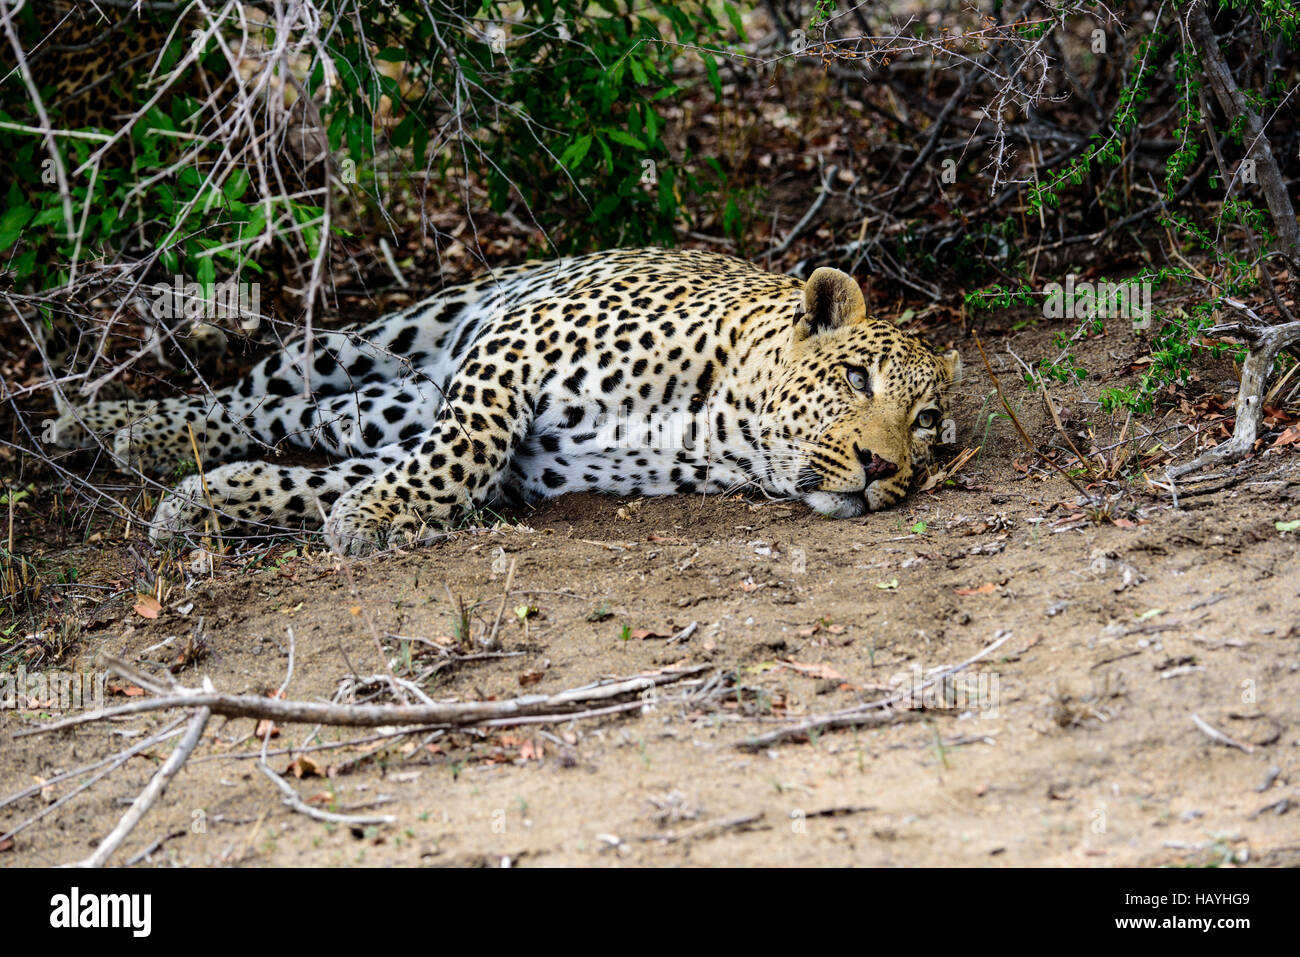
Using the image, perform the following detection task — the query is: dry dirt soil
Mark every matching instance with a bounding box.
[3,323,1299,867]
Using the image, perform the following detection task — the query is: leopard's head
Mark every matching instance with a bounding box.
[763,267,960,517]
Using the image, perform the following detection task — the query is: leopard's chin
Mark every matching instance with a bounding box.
[801,491,868,518]
[864,481,906,512]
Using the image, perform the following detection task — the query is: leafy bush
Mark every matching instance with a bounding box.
[966,1,1299,413]
[0,1,744,304]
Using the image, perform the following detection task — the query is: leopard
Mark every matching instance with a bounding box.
[48,248,961,553]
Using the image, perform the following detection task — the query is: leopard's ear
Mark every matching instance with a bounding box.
[939,348,962,384]
[795,268,865,340]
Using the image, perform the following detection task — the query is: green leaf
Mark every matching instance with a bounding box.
[657,165,675,219]
[32,203,69,229]
[604,129,646,149]
[223,169,250,202]
[241,202,268,241]
[412,122,429,168]
[558,133,593,170]
[10,248,36,279]
[723,2,747,37]
[644,106,660,143]
[702,52,722,100]
[391,112,414,150]
[0,204,34,234]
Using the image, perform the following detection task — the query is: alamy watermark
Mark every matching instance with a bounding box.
[1042,274,1152,330]
[49,887,151,937]
[149,275,261,331]
[594,407,713,451]
[1,666,107,711]
[888,664,1000,718]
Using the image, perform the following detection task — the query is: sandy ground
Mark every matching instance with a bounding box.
[2,324,1299,867]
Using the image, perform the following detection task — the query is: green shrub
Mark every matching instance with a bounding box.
[0,1,744,303]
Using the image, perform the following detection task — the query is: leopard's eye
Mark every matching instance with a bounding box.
[846,367,869,393]
[915,409,939,430]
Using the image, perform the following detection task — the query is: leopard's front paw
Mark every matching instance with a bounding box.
[324,483,448,555]
[150,475,210,544]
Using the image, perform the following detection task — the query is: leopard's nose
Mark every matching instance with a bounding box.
[858,447,898,482]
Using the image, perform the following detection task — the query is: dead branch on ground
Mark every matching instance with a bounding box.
[735,631,1011,751]
[19,659,710,736]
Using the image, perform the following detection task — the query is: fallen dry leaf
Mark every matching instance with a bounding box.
[1272,425,1300,448]
[133,594,162,619]
[954,583,999,596]
[33,775,54,804]
[778,659,846,681]
[286,754,324,778]
[1263,406,1298,428]
[519,739,543,761]
[630,627,673,640]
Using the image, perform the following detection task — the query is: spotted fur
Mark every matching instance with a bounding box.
[50,249,960,551]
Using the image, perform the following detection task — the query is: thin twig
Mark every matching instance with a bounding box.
[770,164,842,256]
[75,704,212,867]
[256,761,396,825]
[124,830,187,866]
[0,719,187,838]
[484,557,517,651]
[638,812,767,844]
[737,632,1012,750]
[1190,713,1254,754]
